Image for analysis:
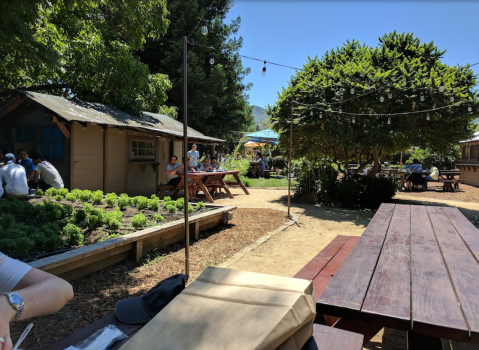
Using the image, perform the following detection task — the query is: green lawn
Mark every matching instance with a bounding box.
[243,175,297,188]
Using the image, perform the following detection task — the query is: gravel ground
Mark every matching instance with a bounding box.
[11,208,290,350]
[398,182,479,203]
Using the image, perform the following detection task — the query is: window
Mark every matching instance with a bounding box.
[471,145,479,161]
[14,127,35,143]
[39,127,64,159]
[130,139,155,160]
[462,146,469,160]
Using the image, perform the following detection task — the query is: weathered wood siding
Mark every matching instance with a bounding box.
[104,127,126,194]
[126,130,157,196]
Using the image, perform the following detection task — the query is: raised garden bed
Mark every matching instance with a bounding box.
[0,189,235,279]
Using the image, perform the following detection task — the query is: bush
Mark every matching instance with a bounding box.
[71,189,82,197]
[106,193,117,207]
[0,214,15,230]
[0,239,17,254]
[65,193,77,202]
[105,211,123,226]
[163,200,175,209]
[108,219,121,231]
[45,235,65,251]
[55,195,64,201]
[118,195,130,210]
[82,202,94,214]
[45,187,57,197]
[166,205,176,213]
[88,215,99,228]
[153,214,164,223]
[63,224,84,246]
[75,209,87,222]
[188,204,194,214]
[163,196,171,202]
[175,199,184,210]
[79,190,93,202]
[61,204,74,218]
[92,208,105,223]
[148,199,159,211]
[35,189,44,198]
[406,146,460,170]
[131,213,148,229]
[16,237,35,256]
[58,188,69,197]
[92,190,103,205]
[272,156,287,169]
[47,209,62,221]
[197,201,205,210]
[135,196,148,210]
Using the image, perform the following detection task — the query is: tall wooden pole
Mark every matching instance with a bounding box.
[183,36,190,278]
[287,105,293,218]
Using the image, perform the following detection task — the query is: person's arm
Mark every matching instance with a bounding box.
[0,268,73,349]
[32,170,40,183]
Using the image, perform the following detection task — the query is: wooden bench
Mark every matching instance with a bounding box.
[262,169,271,179]
[157,184,176,199]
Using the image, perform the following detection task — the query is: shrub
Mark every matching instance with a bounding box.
[55,195,64,201]
[79,190,93,202]
[0,239,16,254]
[75,209,87,222]
[105,211,123,226]
[41,223,61,235]
[131,213,148,229]
[108,219,121,231]
[106,193,117,207]
[151,194,158,200]
[163,200,175,209]
[175,200,184,210]
[132,196,141,206]
[45,187,58,197]
[135,196,148,210]
[71,189,82,197]
[272,156,287,169]
[47,209,62,221]
[188,204,194,214]
[118,195,130,210]
[166,205,176,213]
[63,224,84,246]
[30,233,47,248]
[153,214,164,223]
[82,202,94,214]
[35,189,44,198]
[148,199,159,211]
[21,202,35,218]
[65,193,77,202]
[58,188,69,197]
[197,201,205,210]
[88,215,99,228]
[0,214,16,232]
[16,237,35,257]
[92,191,103,205]
[92,208,105,223]
[45,235,65,251]
[61,204,74,217]
[163,196,171,202]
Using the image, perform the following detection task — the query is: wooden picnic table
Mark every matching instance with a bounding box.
[439,169,463,191]
[249,161,260,175]
[317,203,479,347]
[172,170,249,203]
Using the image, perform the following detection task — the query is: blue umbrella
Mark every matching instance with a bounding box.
[245,129,279,143]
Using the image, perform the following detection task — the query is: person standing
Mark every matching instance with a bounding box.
[0,154,29,198]
[30,153,64,190]
[263,144,272,169]
[165,155,183,187]
[16,148,36,180]
[187,144,200,169]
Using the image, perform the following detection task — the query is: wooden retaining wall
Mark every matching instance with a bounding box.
[29,206,236,281]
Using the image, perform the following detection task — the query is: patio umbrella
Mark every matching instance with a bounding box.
[245,129,279,143]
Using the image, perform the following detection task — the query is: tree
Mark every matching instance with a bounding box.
[136,0,255,140]
[268,32,478,176]
[0,0,176,116]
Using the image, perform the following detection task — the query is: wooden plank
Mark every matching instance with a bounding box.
[317,203,395,319]
[301,324,363,350]
[361,204,411,330]
[427,206,479,344]
[294,235,351,281]
[411,206,469,342]
[443,207,479,264]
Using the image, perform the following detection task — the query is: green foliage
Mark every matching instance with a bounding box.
[75,209,87,223]
[47,209,62,221]
[92,208,105,223]
[63,224,84,246]
[105,211,123,228]
[82,203,94,214]
[92,190,104,205]
[197,202,205,210]
[224,156,250,175]
[162,196,171,202]
[166,205,176,213]
[15,237,35,257]
[55,195,64,201]
[45,235,65,251]
[406,146,460,170]
[106,193,117,207]
[65,193,78,202]
[0,214,15,230]
[148,199,159,211]
[175,200,184,210]
[163,200,175,209]
[88,215,99,228]
[272,156,287,169]
[108,219,121,231]
[58,188,69,197]
[188,204,194,214]
[153,214,164,223]
[131,213,148,229]
[118,195,130,210]
[61,204,74,218]
[79,190,93,202]
[35,189,44,198]
[45,188,57,197]
[71,189,82,197]
[135,196,148,210]
[0,239,16,255]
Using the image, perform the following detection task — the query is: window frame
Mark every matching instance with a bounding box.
[129,137,157,161]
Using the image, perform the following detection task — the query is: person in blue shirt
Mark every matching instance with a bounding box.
[16,148,36,180]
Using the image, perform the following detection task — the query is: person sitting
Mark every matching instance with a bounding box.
[30,153,64,191]
[165,155,183,187]
[16,148,36,181]
[0,252,73,348]
[199,158,213,172]
[210,157,218,169]
[0,153,29,198]
[405,158,425,190]
[423,163,439,187]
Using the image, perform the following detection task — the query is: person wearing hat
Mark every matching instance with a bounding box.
[30,153,64,190]
[0,153,29,198]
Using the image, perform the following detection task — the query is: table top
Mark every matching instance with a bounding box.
[317,203,479,344]
[440,170,462,174]
[179,170,240,177]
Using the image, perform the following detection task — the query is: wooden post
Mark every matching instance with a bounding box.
[288,104,294,218]
[400,152,403,169]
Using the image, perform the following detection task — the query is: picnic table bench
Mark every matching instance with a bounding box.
[315,203,479,348]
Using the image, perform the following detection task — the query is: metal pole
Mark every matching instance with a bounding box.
[183,36,190,278]
[287,104,293,218]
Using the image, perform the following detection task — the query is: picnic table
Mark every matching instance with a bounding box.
[439,169,463,191]
[249,161,260,175]
[316,203,479,348]
[172,170,249,203]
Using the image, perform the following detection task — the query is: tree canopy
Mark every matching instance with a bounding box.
[267,32,478,175]
[136,0,255,140]
[0,0,175,116]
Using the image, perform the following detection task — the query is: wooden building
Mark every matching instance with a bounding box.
[0,91,223,196]
[456,131,479,187]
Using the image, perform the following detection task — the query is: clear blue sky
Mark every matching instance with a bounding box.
[225,1,479,109]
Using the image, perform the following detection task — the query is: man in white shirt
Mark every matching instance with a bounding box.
[30,153,64,190]
[187,144,200,169]
[0,153,29,197]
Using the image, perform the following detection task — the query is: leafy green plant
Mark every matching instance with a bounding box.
[106,193,117,207]
[148,198,159,211]
[0,214,15,230]
[163,200,175,208]
[58,188,69,197]
[45,187,57,197]
[71,189,82,197]
[135,196,148,210]
[55,195,64,201]
[118,194,130,209]
[163,196,171,202]
[131,213,148,229]
[35,189,44,198]
[175,200,184,210]
[153,214,164,223]
[0,239,16,255]
[92,193,103,205]
[45,235,65,251]
[197,201,205,210]
[108,219,121,231]
[188,204,194,214]
[92,208,105,223]
[61,204,74,218]
[166,205,176,213]
[105,211,123,226]
[79,190,93,202]
[47,209,62,221]
[15,237,35,257]
[63,224,84,246]
[65,193,78,202]
[88,215,99,228]
[75,209,87,222]
[82,202,94,214]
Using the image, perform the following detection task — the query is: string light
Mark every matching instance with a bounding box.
[209,52,214,65]
[352,116,356,124]
[420,92,425,102]
[226,0,235,8]
[201,20,208,35]
[388,92,393,99]
[319,112,322,118]
[450,96,455,102]
[262,61,267,77]
[339,107,342,113]
[439,81,445,92]
[310,110,313,117]
[469,105,473,112]
[380,95,384,102]
[427,113,430,121]
[388,117,391,124]
[350,87,355,95]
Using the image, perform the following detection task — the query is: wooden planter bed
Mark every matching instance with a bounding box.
[29,205,236,281]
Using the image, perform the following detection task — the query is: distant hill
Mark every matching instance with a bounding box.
[252,105,270,129]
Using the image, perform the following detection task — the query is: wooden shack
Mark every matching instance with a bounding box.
[456,131,479,187]
[0,91,223,196]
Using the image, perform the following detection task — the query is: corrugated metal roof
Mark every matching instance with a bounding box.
[16,91,224,143]
[460,131,479,143]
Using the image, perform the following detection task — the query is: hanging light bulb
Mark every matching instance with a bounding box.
[380,95,384,102]
[319,112,322,119]
[310,110,313,117]
[388,117,391,125]
[262,61,266,77]
[82,125,85,130]
[209,53,214,65]
[468,105,473,112]
[226,0,235,8]
[350,87,355,95]
[388,92,393,99]
[339,107,342,113]
[450,96,454,102]
[420,92,425,102]
[439,81,445,92]
[426,113,430,121]
[352,116,356,124]
[201,20,208,35]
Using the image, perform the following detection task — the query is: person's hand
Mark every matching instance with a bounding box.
[0,297,15,350]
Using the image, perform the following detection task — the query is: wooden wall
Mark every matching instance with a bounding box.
[104,127,126,194]
[457,165,479,187]
[125,130,157,196]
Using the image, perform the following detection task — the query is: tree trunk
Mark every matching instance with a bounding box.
[367,147,380,178]
[342,146,349,174]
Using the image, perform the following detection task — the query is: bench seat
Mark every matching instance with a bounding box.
[302,324,363,350]
[157,184,176,199]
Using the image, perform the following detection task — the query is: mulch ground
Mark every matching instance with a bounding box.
[11,208,290,350]
[398,182,479,203]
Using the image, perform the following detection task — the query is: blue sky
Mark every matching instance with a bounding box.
[225,1,479,109]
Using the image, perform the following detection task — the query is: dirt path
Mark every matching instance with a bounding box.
[211,188,479,350]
